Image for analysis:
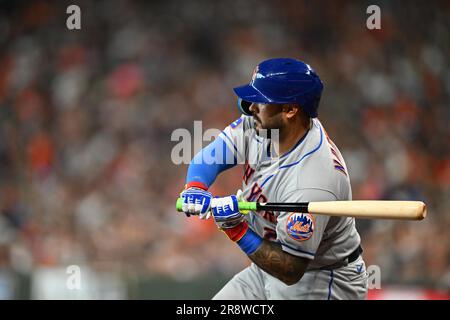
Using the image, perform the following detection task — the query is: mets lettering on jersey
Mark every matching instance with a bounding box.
[286,212,315,242]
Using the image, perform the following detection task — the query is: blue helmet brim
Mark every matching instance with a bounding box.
[233,84,274,104]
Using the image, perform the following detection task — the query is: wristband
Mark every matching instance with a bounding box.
[185,181,208,191]
[224,222,263,255]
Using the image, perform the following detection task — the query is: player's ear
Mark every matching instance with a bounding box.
[283,104,299,120]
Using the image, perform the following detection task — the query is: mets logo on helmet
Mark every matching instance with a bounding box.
[286,212,315,242]
[251,65,259,84]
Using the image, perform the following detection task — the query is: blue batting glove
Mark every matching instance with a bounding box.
[211,195,245,229]
[181,188,212,217]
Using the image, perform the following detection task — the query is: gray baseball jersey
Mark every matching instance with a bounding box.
[215,115,368,299]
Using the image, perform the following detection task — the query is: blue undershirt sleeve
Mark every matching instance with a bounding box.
[186,136,237,188]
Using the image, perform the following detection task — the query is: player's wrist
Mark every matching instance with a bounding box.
[223,221,249,242]
[223,221,263,255]
[185,181,209,191]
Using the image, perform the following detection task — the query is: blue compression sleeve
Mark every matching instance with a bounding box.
[186,136,237,188]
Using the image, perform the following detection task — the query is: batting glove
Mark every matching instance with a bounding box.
[211,195,245,229]
[199,189,247,220]
[180,187,212,217]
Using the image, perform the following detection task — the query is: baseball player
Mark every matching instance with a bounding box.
[180,58,368,299]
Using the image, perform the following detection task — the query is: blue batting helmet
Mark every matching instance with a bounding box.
[234,58,324,118]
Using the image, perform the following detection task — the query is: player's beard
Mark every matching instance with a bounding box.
[254,114,284,139]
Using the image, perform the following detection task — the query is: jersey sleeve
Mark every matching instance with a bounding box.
[218,115,253,165]
[276,188,337,260]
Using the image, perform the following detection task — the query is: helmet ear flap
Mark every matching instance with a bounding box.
[237,98,252,116]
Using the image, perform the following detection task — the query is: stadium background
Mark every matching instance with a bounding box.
[0,0,448,299]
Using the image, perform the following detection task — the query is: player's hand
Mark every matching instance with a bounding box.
[211,195,245,229]
[198,189,247,220]
[180,188,212,217]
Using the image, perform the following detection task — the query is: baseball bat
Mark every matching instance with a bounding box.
[175,199,427,221]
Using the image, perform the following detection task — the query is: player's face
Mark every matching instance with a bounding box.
[249,103,284,132]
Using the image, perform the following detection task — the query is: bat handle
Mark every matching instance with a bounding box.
[175,198,257,212]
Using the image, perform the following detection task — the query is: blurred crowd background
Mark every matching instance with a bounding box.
[0,0,448,299]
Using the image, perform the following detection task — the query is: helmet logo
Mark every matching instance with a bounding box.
[251,66,259,84]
